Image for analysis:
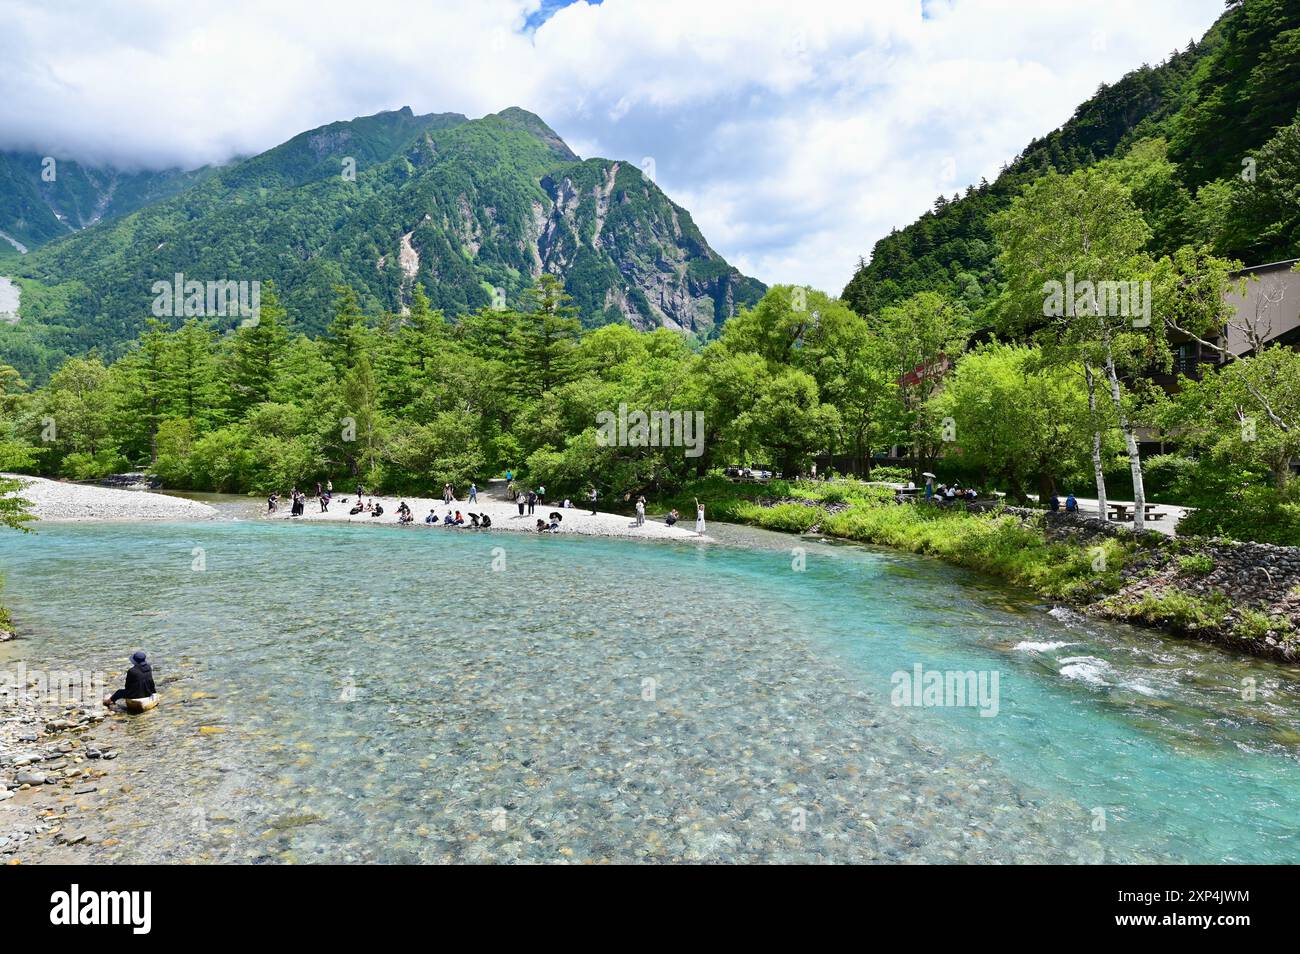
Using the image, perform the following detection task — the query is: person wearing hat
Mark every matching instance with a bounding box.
[105,651,156,706]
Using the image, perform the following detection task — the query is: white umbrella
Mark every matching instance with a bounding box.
[921,472,936,479]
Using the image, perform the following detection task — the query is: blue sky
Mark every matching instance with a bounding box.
[0,0,1226,292]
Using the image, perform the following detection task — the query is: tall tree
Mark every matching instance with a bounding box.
[993,168,1156,527]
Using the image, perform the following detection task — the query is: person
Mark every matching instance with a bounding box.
[327,479,333,495]
[924,476,935,500]
[546,516,560,532]
[1048,493,1061,512]
[1065,493,1078,513]
[319,489,330,513]
[526,489,537,515]
[635,497,646,527]
[469,512,481,528]
[291,491,304,516]
[443,483,453,504]
[535,518,547,532]
[589,487,598,516]
[469,483,478,504]
[517,494,526,517]
[453,511,465,525]
[563,498,572,509]
[267,492,279,513]
[397,501,412,524]
[665,508,679,526]
[105,651,156,707]
[425,508,438,523]
[695,497,706,535]
[443,510,456,525]
[351,502,366,516]
[480,513,492,529]
[356,483,364,500]
[537,484,546,503]
[505,469,513,483]
[371,502,384,517]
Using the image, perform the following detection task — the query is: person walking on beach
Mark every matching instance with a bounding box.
[526,489,537,515]
[589,487,598,515]
[517,493,526,517]
[469,483,478,504]
[104,651,156,707]
[635,496,646,527]
[695,497,706,535]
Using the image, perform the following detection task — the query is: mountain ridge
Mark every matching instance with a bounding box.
[0,106,764,379]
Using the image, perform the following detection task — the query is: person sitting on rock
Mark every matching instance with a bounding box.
[1065,493,1078,513]
[104,651,156,707]
[1048,493,1061,512]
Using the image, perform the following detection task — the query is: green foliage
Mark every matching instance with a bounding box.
[842,0,1300,315]
[1110,588,1234,631]
[1178,553,1215,574]
[1176,485,1300,545]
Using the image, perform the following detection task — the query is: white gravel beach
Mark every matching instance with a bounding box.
[270,483,708,541]
[2,474,707,540]
[2,474,218,522]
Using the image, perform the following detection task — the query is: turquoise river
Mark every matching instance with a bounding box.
[2,501,1298,863]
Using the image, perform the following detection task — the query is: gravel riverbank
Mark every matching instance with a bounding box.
[2,474,218,522]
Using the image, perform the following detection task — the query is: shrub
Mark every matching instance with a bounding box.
[1111,589,1233,631]
[1176,486,1300,546]
[1177,553,1215,575]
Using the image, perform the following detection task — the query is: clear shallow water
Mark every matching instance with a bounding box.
[2,513,1299,863]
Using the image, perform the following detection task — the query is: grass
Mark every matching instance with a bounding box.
[670,478,1134,601]
[1107,589,1233,632]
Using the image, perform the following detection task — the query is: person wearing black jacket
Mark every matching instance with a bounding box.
[106,651,156,705]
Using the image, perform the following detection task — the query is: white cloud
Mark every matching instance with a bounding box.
[0,0,1225,293]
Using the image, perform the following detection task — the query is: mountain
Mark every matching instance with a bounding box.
[842,0,1300,318]
[0,106,763,379]
[0,151,207,251]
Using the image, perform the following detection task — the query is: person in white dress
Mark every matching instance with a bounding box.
[694,497,706,535]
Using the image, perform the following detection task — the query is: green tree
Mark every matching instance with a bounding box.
[874,291,970,480]
[993,167,1156,527]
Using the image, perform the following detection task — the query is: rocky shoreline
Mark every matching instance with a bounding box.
[1030,509,1300,662]
[0,672,126,863]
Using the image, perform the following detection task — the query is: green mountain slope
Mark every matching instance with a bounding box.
[1,107,761,379]
[843,0,1300,318]
[0,151,208,251]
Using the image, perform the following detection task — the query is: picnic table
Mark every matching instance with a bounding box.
[1107,503,1165,522]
